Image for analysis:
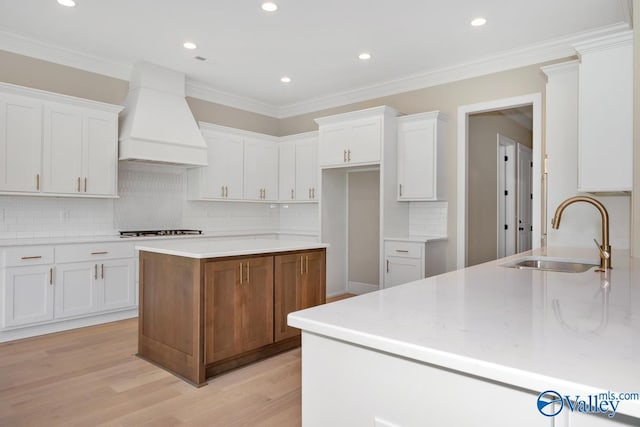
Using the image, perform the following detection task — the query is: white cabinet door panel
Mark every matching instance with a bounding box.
[0,94,42,192]
[84,112,117,196]
[279,141,296,201]
[3,265,54,328]
[384,256,422,288]
[54,262,98,319]
[319,126,348,167]
[43,104,83,194]
[398,121,436,199]
[244,137,277,201]
[100,259,135,311]
[350,118,381,164]
[295,138,318,200]
[201,132,244,199]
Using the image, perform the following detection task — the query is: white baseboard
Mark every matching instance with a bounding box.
[347,281,379,295]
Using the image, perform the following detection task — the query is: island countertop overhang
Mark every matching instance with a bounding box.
[135,238,329,258]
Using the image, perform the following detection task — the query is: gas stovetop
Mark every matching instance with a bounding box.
[119,229,203,238]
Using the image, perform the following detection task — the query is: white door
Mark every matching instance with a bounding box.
[202,132,243,199]
[318,125,348,167]
[54,262,98,319]
[279,141,296,201]
[43,103,83,194]
[3,265,54,328]
[384,257,421,288]
[295,137,318,200]
[517,144,533,253]
[0,94,43,193]
[99,258,136,311]
[398,119,436,200]
[497,135,516,258]
[84,111,117,196]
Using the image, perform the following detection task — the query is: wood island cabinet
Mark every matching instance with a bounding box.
[138,247,326,386]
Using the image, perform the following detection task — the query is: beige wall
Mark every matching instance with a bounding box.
[467,111,533,266]
[348,170,380,286]
[0,50,280,135]
[633,0,639,257]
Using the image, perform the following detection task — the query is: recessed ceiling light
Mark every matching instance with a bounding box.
[470,17,487,27]
[183,42,197,50]
[57,0,76,7]
[358,52,372,60]
[280,76,291,83]
[262,2,278,12]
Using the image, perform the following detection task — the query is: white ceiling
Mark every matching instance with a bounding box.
[0,0,632,117]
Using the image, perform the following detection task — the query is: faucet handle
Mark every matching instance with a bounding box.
[593,238,610,259]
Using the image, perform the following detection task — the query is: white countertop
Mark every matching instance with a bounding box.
[136,238,328,258]
[384,235,448,243]
[289,247,640,418]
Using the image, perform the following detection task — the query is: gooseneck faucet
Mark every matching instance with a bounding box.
[551,196,611,271]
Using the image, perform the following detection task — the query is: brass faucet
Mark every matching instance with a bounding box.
[551,196,611,271]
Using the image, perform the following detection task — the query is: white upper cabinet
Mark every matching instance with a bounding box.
[0,93,43,193]
[279,133,318,202]
[574,32,633,192]
[190,130,244,200]
[244,137,278,201]
[316,107,396,168]
[397,111,448,201]
[0,83,122,197]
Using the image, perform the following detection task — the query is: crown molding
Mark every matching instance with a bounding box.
[275,22,631,118]
[0,30,131,80]
[0,21,632,119]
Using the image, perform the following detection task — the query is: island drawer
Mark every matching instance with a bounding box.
[3,246,55,267]
[384,241,423,259]
[56,242,135,263]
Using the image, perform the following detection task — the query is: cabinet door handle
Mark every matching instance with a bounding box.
[306,255,309,275]
[395,249,409,253]
[91,251,108,255]
[94,264,98,280]
[239,262,243,284]
[21,255,42,260]
[308,188,311,199]
[312,188,315,199]
[221,185,225,197]
[84,177,87,192]
[36,174,40,191]
[300,256,304,276]
[246,262,250,282]
[77,177,81,192]
[386,259,390,273]
[225,186,229,198]
[347,150,351,162]
[399,184,403,197]
[49,267,53,285]
[291,189,294,200]
[101,264,104,279]
[343,150,347,162]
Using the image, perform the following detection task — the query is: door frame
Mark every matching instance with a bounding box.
[456,93,542,269]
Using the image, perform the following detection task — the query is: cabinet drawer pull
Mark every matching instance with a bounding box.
[347,149,351,162]
[49,267,53,285]
[343,150,347,162]
[21,255,42,260]
[386,259,390,273]
[300,256,304,276]
[225,186,228,197]
[77,177,81,192]
[399,184,403,197]
[239,262,243,284]
[312,188,315,199]
[84,177,87,192]
[291,189,294,199]
[395,249,409,253]
[94,264,98,280]
[246,262,250,282]
[305,255,309,275]
[221,185,225,197]
[36,174,40,191]
[91,251,108,255]
[101,264,104,279]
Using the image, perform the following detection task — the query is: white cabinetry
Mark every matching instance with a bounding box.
[574,32,633,192]
[279,133,318,202]
[383,239,447,288]
[0,92,43,193]
[189,123,279,202]
[0,82,122,198]
[244,137,278,201]
[54,262,98,319]
[317,114,382,168]
[397,111,447,201]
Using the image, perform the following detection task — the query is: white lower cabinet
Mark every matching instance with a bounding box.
[55,262,98,319]
[100,258,136,311]
[3,265,54,328]
[385,256,422,288]
[383,239,447,288]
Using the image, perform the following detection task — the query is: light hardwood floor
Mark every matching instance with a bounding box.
[0,294,355,426]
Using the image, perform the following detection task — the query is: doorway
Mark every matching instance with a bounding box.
[457,94,542,269]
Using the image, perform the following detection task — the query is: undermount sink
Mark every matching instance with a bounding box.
[501,256,599,273]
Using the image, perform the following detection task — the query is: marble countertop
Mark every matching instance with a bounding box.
[136,238,328,259]
[288,247,640,418]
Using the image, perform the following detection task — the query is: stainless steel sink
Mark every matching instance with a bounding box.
[501,256,599,273]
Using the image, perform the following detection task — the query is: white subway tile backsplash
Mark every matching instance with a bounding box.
[409,201,448,237]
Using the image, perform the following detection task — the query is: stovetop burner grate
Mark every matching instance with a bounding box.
[119,229,203,238]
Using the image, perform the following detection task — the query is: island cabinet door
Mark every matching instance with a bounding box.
[275,250,326,342]
[204,256,274,364]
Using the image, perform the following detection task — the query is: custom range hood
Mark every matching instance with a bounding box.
[118,62,207,166]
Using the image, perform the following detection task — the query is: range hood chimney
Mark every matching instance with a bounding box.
[118,62,207,166]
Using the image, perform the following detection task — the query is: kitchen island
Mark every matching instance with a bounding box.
[136,238,327,386]
[288,248,640,426]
